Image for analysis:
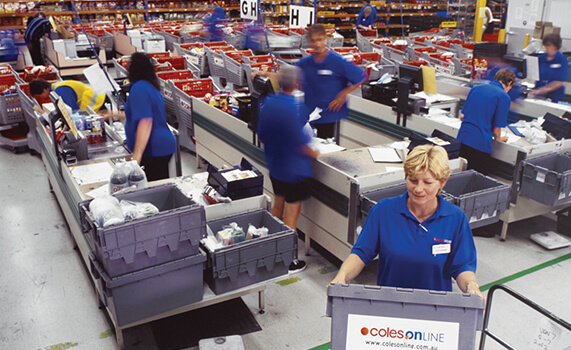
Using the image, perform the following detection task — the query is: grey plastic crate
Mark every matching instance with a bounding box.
[519,153,571,206]
[442,170,511,229]
[89,249,206,327]
[327,284,484,350]
[79,183,207,277]
[359,183,407,218]
[203,209,297,295]
[0,93,24,124]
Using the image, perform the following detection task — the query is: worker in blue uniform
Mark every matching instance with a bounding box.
[457,69,514,175]
[29,79,108,112]
[205,6,226,42]
[329,145,484,298]
[357,0,377,30]
[24,12,50,66]
[101,53,176,181]
[295,24,368,140]
[258,66,320,274]
[530,33,569,103]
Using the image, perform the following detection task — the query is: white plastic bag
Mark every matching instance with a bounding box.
[89,195,125,227]
[247,224,269,240]
[119,200,159,220]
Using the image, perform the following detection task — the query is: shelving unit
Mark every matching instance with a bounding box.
[447,0,477,38]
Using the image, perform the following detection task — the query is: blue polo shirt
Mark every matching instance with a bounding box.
[258,92,313,183]
[351,193,476,291]
[457,80,510,154]
[296,51,367,124]
[357,4,377,28]
[535,51,569,103]
[124,80,176,158]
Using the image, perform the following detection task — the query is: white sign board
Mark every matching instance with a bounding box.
[240,0,258,21]
[290,5,314,29]
[346,314,460,350]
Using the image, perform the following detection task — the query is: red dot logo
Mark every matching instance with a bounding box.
[361,327,369,336]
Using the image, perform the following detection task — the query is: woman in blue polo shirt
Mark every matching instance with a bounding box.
[530,33,569,103]
[329,145,484,298]
[296,24,368,141]
[102,53,176,181]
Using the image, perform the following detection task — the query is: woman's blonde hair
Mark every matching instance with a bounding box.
[404,145,451,181]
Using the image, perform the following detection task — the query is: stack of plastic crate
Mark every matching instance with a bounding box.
[222,49,254,89]
[204,44,237,87]
[174,41,230,77]
[80,183,208,327]
[157,69,195,120]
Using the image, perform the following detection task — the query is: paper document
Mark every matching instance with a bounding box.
[84,63,120,94]
[86,184,110,198]
[368,147,402,163]
[309,107,322,122]
[526,55,540,82]
[71,162,114,185]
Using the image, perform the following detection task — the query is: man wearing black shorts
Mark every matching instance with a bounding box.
[258,66,320,273]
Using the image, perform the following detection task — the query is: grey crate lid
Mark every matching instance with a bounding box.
[327,284,485,316]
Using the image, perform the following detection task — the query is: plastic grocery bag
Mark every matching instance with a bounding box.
[89,195,125,227]
[120,200,159,220]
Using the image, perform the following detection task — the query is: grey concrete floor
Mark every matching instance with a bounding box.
[0,144,570,350]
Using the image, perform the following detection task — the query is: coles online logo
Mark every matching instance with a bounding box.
[360,327,445,343]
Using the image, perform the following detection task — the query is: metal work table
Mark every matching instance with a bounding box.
[34,113,270,349]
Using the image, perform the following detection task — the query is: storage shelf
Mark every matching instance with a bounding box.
[0,11,76,17]
[148,8,211,12]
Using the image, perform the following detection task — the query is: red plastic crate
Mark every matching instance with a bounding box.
[148,52,171,59]
[250,62,280,72]
[403,60,428,67]
[203,41,228,47]
[414,46,437,53]
[334,47,360,54]
[358,52,381,63]
[0,74,17,91]
[271,28,289,35]
[156,56,185,70]
[289,28,305,35]
[247,55,273,63]
[214,46,236,52]
[173,79,214,98]
[433,40,451,47]
[225,50,253,62]
[157,69,194,81]
[358,29,376,37]
[0,65,13,75]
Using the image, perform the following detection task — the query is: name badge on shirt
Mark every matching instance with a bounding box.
[432,244,451,255]
[318,69,333,75]
[550,63,562,68]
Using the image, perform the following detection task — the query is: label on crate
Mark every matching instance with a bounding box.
[346,314,460,350]
[553,141,563,152]
[188,55,200,65]
[536,171,546,183]
[435,65,453,75]
[213,57,225,67]
[181,100,191,111]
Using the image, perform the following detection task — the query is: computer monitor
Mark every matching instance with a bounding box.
[399,64,424,93]
[503,55,527,79]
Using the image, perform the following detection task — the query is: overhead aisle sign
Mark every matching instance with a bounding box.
[290,5,314,28]
[240,0,258,20]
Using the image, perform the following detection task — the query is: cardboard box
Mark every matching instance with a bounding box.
[56,25,75,39]
[543,26,561,37]
[533,21,554,39]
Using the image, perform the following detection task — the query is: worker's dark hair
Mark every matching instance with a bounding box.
[494,68,516,86]
[29,79,51,96]
[36,12,46,18]
[128,52,160,91]
[543,33,562,50]
[363,0,371,4]
[307,24,326,38]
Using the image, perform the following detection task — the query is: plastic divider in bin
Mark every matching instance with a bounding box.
[441,170,511,228]
[89,249,206,327]
[408,130,461,160]
[207,158,264,200]
[326,284,484,350]
[155,56,186,70]
[202,209,297,295]
[78,183,207,277]
[112,58,129,78]
[359,183,408,219]
[519,152,571,207]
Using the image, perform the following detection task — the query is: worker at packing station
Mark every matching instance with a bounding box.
[24,12,50,66]
[297,24,368,140]
[530,33,569,103]
[456,69,514,175]
[101,52,176,181]
[329,145,484,299]
[257,66,321,274]
[205,6,226,42]
[253,24,368,141]
[357,0,377,30]
[29,79,109,112]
